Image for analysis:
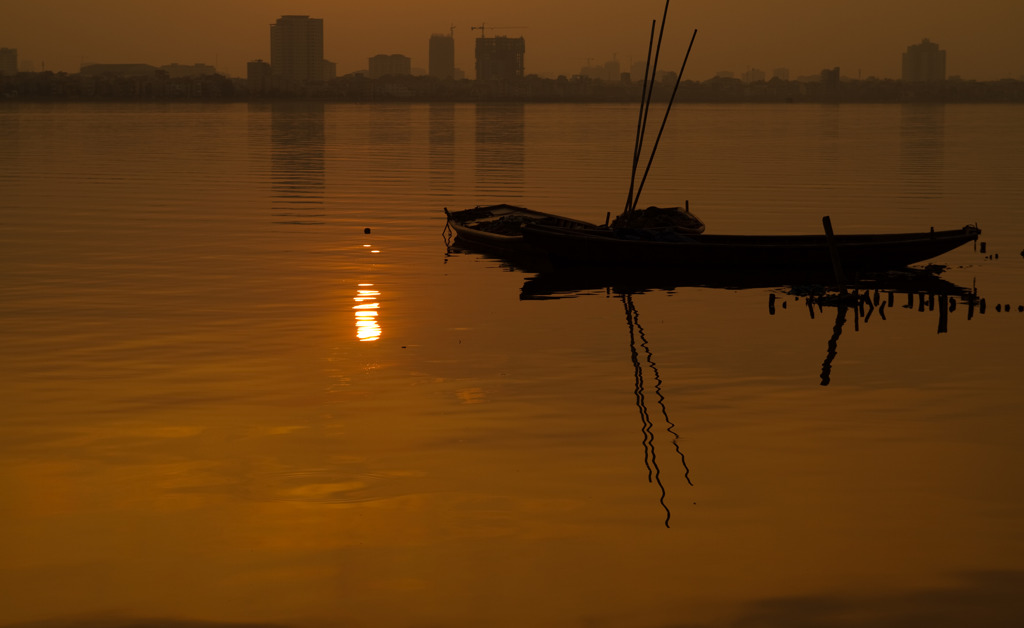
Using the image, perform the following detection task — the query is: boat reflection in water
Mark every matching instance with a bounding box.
[527,265,984,521]
[448,230,986,521]
[521,264,981,387]
[621,292,693,528]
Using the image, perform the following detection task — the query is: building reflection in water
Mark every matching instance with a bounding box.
[0,106,21,175]
[899,104,945,200]
[368,103,412,146]
[270,101,326,224]
[429,102,456,190]
[475,103,524,196]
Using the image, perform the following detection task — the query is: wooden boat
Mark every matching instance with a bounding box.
[445,9,981,279]
[520,221,981,273]
[444,203,704,254]
[443,204,597,256]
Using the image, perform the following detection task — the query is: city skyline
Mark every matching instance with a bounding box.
[2,0,1023,81]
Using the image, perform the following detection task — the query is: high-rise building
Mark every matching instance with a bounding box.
[742,68,766,83]
[581,57,621,82]
[821,66,840,87]
[475,36,524,81]
[0,48,17,76]
[270,15,324,88]
[429,33,455,79]
[902,39,946,82]
[322,60,336,82]
[368,54,411,79]
[247,59,272,95]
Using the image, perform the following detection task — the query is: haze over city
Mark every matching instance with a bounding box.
[3,0,1022,81]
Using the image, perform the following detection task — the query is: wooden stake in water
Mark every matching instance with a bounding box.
[822,216,847,294]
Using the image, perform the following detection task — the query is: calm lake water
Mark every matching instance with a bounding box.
[2,102,1023,628]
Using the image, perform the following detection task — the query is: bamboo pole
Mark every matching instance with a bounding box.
[631,28,698,213]
[625,0,670,215]
[822,216,847,295]
[625,20,657,214]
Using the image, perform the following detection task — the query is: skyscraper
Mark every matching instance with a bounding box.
[368,54,411,79]
[429,33,455,80]
[247,59,272,95]
[0,48,17,76]
[270,15,324,88]
[902,39,946,82]
[475,36,525,81]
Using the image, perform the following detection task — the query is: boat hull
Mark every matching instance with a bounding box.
[445,204,597,256]
[521,223,982,272]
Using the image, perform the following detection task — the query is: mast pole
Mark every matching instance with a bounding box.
[626,0,670,216]
[631,28,697,212]
[625,20,657,215]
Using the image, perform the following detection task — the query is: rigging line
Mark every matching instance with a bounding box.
[624,294,655,481]
[632,28,698,212]
[633,297,693,486]
[625,20,657,214]
[627,295,671,528]
[629,0,671,215]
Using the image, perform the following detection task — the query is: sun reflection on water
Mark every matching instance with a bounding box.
[354,283,382,342]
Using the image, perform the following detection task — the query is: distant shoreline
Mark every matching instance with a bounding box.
[3,72,1023,104]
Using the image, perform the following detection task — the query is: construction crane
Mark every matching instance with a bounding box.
[470,24,527,38]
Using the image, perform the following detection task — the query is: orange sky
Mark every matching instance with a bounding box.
[3,0,1023,80]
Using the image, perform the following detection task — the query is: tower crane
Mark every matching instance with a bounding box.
[470,24,527,38]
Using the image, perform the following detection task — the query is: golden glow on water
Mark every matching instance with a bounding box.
[355,284,382,342]
[2,103,1023,628]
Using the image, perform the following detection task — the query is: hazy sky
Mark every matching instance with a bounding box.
[3,0,1022,80]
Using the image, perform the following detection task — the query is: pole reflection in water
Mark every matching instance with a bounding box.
[622,293,692,528]
[774,280,980,386]
[820,305,848,386]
